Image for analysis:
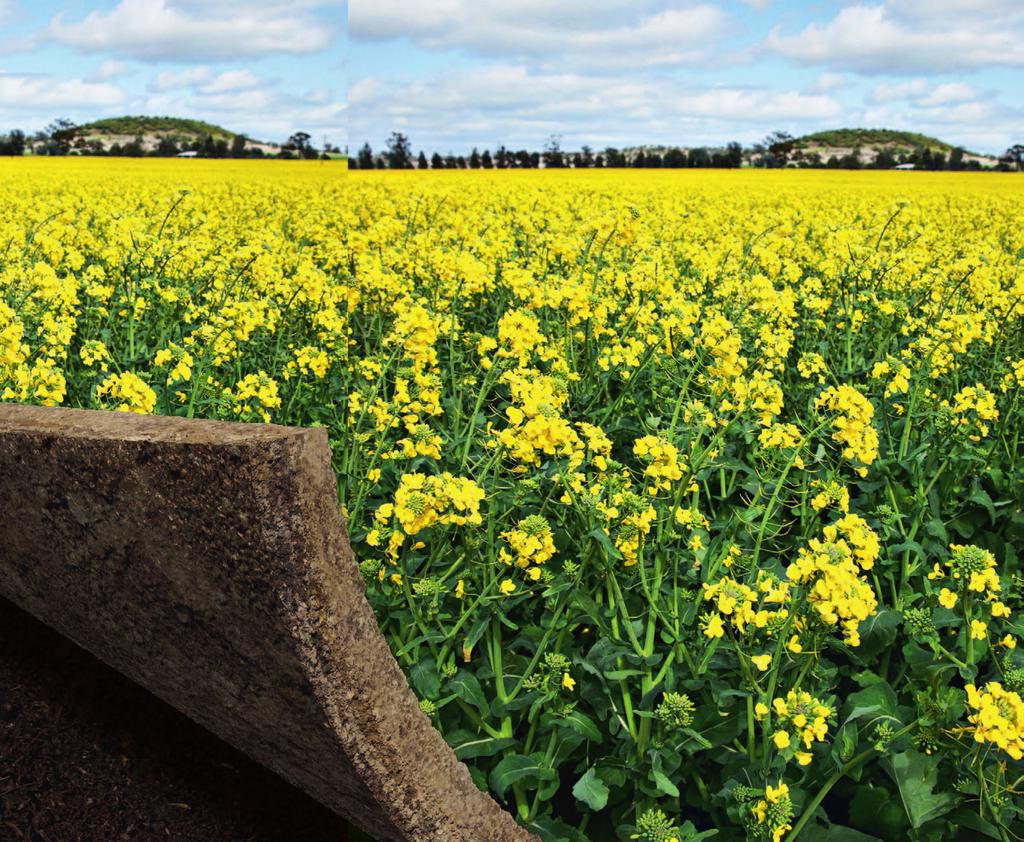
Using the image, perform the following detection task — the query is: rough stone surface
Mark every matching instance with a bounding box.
[0,403,535,842]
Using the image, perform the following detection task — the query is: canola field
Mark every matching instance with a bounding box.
[3,159,1024,842]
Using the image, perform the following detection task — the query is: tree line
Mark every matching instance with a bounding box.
[351,132,1024,171]
[0,119,341,159]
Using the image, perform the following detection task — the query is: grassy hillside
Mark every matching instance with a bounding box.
[80,116,235,140]
[796,128,955,152]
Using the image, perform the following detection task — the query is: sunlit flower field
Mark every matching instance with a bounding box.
[3,159,1024,841]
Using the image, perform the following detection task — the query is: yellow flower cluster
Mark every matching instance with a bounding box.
[702,572,791,639]
[814,384,879,476]
[750,780,793,842]
[809,479,850,513]
[374,472,485,539]
[498,370,581,467]
[95,371,157,415]
[787,515,880,646]
[228,371,282,423]
[499,514,556,581]
[758,422,803,452]
[633,435,685,494]
[154,345,193,385]
[964,682,1024,760]
[869,358,910,397]
[945,383,999,441]
[928,543,1002,601]
[757,688,833,766]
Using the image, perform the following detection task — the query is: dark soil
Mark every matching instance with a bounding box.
[0,597,356,842]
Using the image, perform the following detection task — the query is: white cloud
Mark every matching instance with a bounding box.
[765,3,1024,74]
[86,60,132,83]
[140,85,344,142]
[199,70,264,94]
[869,79,980,107]
[917,82,979,107]
[351,1,730,68]
[350,64,841,150]
[808,72,846,93]
[889,0,1023,20]
[860,98,1019,152]
[0,74,126,109]
[304,87,332,105]
[48,0,338,61]
[869,78,929,103]
[149,66,210,92]
[740,0,772,9]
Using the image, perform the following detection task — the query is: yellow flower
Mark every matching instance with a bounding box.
[773,730,791,749]
[454,579,465,599]
[964,682,1024,760]
[704,613,725,639]
[562,672,576,691]
[751,654,772,671]
[938,588,957,609]
[499,579,517,596]
[971,619,988,640]
[95,371,157,414]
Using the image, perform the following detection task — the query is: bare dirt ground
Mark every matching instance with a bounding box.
[0,597,350,841]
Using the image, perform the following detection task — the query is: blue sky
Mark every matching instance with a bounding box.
[0,0,344,144]
[349,0,1024,155]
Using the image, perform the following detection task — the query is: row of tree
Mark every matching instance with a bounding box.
[351,132,1024,171]
[0,119,340,159]
[352,134,744,170]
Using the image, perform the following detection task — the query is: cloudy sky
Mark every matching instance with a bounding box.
[350,0,1024,155]
[0,0,344,144]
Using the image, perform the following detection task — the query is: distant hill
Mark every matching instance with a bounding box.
[80,116,237,141]
[787,128,996,168]
[795,128,956,154]
[74,115,279,155]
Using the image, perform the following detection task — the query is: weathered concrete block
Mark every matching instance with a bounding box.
[0,403,534,842]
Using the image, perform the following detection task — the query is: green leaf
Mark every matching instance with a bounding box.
[554,708,602,742]
[448,670,490,716]
[447,729,516,760]
[651,754,680,798]
[604,669,643,680]
[572,766,609,811]
[587,526,622,562]
[832,721,859,768]
[849,784,908,838]
[409,659,441,699]
[924,517,948,545]
[522,815,591,842]
[681,727,713,749]
[463,614,490,654]
[690,707,742,749]
[488,753,552,800]
[967,486,996,524]
[884,749,956,830]
[854,609,901,661]
[947,809,1001,840]
[843,681,900,726]
[824,827,883,842]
